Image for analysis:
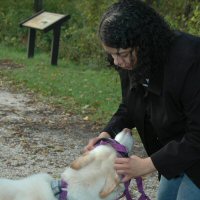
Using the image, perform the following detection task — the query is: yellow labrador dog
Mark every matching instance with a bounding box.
[0,128,133,200]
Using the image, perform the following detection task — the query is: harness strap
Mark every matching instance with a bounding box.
[95,138,129,157]
[59,180,68,200]
[51,180,62,198]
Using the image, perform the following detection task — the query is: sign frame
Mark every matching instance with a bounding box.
[20,10,70,65]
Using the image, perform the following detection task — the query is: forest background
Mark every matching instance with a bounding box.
[0,0,199,124]
[1,0,200,65]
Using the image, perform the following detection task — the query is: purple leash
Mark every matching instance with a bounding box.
[123,180,133,200]
[136,177,151,200]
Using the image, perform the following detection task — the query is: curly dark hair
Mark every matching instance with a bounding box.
[99,0,176,84]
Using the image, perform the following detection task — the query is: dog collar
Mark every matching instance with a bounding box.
[51,179,68,200]
[95,138,129,157]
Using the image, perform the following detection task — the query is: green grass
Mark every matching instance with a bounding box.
[0,45,121,125]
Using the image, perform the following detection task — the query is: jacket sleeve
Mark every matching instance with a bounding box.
[102,69,135,138]
[151,58,200,179]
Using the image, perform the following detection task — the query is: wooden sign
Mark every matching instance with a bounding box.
[22,12,66,31]
[20,11,70,65]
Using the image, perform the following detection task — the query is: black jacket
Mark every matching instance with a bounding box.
[102,32,200,187]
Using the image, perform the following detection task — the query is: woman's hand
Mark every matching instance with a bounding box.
[114,155,156,182]
[83,132,111,152]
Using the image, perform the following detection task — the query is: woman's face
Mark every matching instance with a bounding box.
[102,44,138,70]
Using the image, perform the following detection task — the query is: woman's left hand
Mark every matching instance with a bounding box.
[114,155,156,182]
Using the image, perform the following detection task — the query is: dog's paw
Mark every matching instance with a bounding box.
[70,153,94,170]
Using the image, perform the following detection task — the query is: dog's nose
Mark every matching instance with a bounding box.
[122,128,131,134]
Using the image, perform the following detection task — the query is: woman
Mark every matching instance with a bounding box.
[85,0,200,199]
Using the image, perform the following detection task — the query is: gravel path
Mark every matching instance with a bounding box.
[0,83,158,199]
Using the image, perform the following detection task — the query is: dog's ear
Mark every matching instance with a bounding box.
[99,172,120,198]
[70,153,94,170]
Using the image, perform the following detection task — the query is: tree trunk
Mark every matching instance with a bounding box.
[34,0,43,12]
[146,0,154,5]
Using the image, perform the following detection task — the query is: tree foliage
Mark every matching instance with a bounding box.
[0,0,199,66]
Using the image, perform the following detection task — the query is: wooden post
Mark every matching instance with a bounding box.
[34,0,43,12]
[27,28,36,58]
[51,25,61,65]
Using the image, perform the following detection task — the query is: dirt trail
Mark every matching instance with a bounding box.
[0,85,97,178]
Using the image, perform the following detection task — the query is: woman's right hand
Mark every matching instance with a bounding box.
[83,132,111,152]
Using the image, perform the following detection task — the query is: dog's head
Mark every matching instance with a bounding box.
[65,128,134,200]
[114,128,134,154]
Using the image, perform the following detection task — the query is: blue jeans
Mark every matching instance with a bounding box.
[157,174,200,200]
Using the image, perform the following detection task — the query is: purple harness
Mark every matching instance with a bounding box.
[95,138,150,200]
[59,138,150,200]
